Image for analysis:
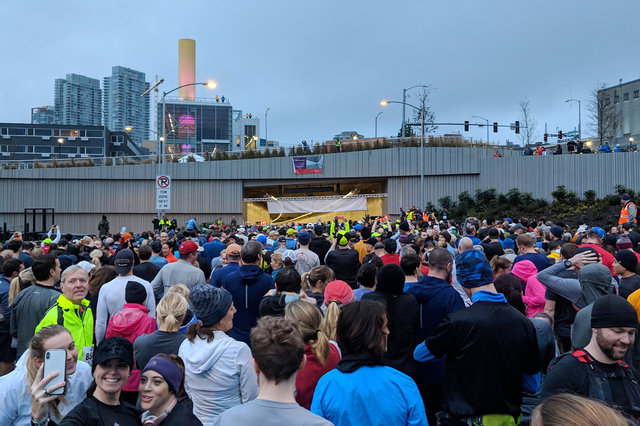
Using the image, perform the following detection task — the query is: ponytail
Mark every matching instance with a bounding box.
[285,300,331,365]
[321,300,341,342]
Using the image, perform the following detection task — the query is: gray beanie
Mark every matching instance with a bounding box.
[189,284,233,327]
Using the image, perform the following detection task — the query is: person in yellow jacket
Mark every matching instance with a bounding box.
[35,265,94,363]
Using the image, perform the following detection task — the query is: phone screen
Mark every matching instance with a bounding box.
[43,349,66,395]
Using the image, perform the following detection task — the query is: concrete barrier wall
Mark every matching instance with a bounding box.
[0,147,637,234]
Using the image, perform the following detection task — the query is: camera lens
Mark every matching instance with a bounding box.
[46,353,50,359]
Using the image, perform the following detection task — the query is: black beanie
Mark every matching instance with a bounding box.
[591,294,638,328]
[615,249,638,273]
[125,281,147,305]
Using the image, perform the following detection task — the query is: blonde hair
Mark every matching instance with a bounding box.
[271,252,283,268]
[285,300,330,365]
[0,250,13,260]
[166,284,190,302]
[31,247,45,259]
[157,293,188,330]
[532,393,628,426]
[321,301,341,342]
[90,249,103,268]
[26,325,70,419]
[9,267,36,306]
[301,266,334,292]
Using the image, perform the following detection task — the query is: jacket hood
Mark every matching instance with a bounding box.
[409,276,453,303]
[238,264,265,285]
[108,304,151,338]
[180,331,235,374]
[511,260,538,281]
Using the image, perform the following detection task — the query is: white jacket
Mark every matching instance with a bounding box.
[0,351,92,425]
[178,330,258,425]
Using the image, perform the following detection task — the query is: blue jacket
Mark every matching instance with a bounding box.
[203,239,226,264]
[311,365,428,425]
[221,264,274,345]
[407,275,465,384]
[210,262,241,287]
[0,276,11,333]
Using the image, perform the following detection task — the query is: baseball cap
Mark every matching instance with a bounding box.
[365,237,378,246]
[282,250,297,263]
[114,249,134,275]
[93,337,134,370]
[178,240,198,255]
[622,193,631,201]
[286,228,296,236]
[76,261,96,274]
[455,250,494,288]
[226,243,242,257]
[256,234,268,244]
[589,227,606,238]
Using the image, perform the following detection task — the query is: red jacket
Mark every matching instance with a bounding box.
[295,343,340,409]
[579,243,615,275]
[105,303,156,391]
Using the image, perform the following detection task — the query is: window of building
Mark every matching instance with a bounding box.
[0,145,8,152]
[12,146,27,153]
[86,147,103,155]
[34,128,52,136]
[624,93,629,101]
[634,90,639,98]
[27,129,34,136]
[27,146,34,153]
[86,130,103,138]
[60,146,77,154]
[1,128,6,135]
[60,129,79,137]
[8,128,26,135]
[34,146,51,153]
[614,95,620,103]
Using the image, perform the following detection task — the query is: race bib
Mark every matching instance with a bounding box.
[83,346,94,366]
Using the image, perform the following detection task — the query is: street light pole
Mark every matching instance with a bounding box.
[401,85,429,138]
[265,107,270,144]
[566,99,581,142]
[380,99,426,210]
[472,115,489,145]
[375,111,383,138]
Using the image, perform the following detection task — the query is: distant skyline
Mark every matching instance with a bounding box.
[2,1,639,146]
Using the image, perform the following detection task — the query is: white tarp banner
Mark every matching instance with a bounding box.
[267,197,367,214]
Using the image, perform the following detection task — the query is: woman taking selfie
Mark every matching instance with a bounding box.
[30,336,141,425]
[0,325,92,424]
[138,354,202,425]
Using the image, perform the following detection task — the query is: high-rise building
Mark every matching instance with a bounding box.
[31,106,55,124]
[54,74,102,126]
[103,66,150,145]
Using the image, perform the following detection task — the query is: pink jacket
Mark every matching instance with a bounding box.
[105,303,156,391]
[511,260,546,318]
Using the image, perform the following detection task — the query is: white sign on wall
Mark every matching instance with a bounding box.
[156,175,171,210]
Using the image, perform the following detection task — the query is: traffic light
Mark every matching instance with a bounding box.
[515,121,520,134]
[493,122,498,133]
[544,133,548,142]
[464,120,469,131]
[558,130,563,140]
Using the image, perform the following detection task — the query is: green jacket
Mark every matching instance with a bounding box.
[35,294,94,362]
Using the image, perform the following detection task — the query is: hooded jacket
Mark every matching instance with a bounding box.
[105,303,156,391]
[178,330,258,424]
[221,264,274,345]
[511,260,547,318]
[407,275,465,384]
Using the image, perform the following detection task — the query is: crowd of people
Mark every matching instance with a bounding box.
[0,193,638,425]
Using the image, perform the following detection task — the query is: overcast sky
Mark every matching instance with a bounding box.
[2,1,639,146]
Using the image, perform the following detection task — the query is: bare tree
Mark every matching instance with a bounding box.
[587,83,621,145]
[517,98,538,146]
[406,86,437,135]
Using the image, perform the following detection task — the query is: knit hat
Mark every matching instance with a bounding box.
[324,280,354,307]
[114,249,134,274]
[314,224,324,235]
[591,294,638,328]
[549,226,563,239]
[615,249,638,272]
[125,281,147,304]
[622,193,631,201]
[455,250,494,288]
[189,284,232,327]
[616,235,634,251]
[93,337,134,371]
[297,231,311,246]
[502,238,515,250]
[376,264,405,295]
[440,230,452,243]
[336,231,350,246]
[143,356,183,394]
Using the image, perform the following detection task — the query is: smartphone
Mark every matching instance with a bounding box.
[43,349,66,395]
